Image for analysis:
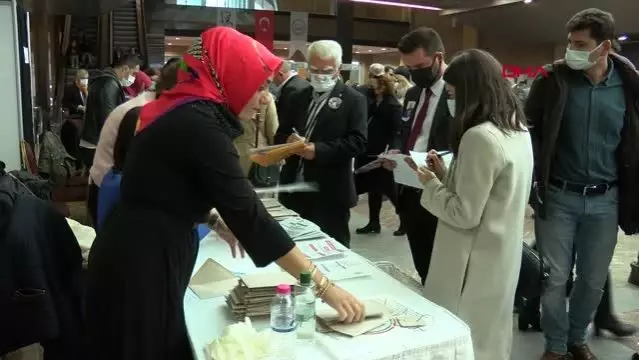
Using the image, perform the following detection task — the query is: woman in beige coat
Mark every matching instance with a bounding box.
[234,92,279,175]
[411,49,534,360]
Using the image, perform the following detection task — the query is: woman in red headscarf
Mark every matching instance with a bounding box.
[85,27,364,360]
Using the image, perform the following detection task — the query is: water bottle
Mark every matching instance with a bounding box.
[270,284,296,358]
[295,272,316,342]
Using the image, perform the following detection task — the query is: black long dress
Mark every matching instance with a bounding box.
[86,100,296,360]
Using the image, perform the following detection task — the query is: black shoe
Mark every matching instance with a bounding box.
[393,225,406,236]
[356,223,381,234]
[595,317,638,337]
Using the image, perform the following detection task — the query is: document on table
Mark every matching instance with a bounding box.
[298,239,345,260]
[379,153,422,189]
[316,258,372,281]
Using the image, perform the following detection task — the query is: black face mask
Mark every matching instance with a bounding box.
[410,56,442,89]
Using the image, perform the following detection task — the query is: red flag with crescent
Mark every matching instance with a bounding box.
[255,10,274,51]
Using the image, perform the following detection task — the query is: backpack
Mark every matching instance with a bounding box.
[38,130,77,183]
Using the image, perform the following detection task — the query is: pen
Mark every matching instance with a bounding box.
[435,150,452,157]
[383,145,389,154]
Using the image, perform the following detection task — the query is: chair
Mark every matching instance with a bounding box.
[20,140,88,217]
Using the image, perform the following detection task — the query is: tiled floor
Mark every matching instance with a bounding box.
[350,196,639,360]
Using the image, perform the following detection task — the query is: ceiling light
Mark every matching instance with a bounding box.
[523,0,532,3]
[167,42,172,45]
[175,37,180,40]
[350,0,440,11]
[367,49,372,52]
[618,35,629,41]
[381,48,387,51]
[355,51,360,53]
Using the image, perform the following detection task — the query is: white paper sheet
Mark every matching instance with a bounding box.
[441,153,453,169]
[379,153,422,189]
[316,258,372,281]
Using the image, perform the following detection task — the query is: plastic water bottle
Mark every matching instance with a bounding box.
[295,272,316,342]
[270,284,296,358]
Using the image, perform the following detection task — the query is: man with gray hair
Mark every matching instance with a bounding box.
[275,40,368,248]
[273,59,310,119]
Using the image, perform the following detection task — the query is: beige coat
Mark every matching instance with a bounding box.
[420,122,533,360]
[234,94,279,176]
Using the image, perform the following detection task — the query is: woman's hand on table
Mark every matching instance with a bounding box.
[212,217,246,258]
[321,285,365,324]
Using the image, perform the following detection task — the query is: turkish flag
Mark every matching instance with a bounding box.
[255,10,274,51]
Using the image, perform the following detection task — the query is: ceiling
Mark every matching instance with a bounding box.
[435,0,639,44]
[164,36,399,54]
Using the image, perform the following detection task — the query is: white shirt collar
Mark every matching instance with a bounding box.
[430,77,445,96]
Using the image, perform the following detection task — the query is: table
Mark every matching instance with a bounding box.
[184,233,474,360]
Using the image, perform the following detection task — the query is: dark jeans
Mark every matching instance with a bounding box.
[367,169,398,224]
[397,186,437,284]
[88,182,99,229]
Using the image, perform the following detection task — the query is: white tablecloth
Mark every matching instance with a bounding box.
[185,233,474,360]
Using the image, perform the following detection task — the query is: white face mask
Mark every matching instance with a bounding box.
[79,79,88,86]
[565,45,600,70]
[447,99,455,117]
[121,74,135,87]
[309,73,337,93]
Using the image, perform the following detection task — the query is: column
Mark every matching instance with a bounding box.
[336,0,353,81]
[0,0,24,170]
[29,11,57,113]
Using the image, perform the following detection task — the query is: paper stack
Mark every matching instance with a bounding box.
[260,198,299,220]
[278,217,328,241]
[250,140,306,167]
[226,272,297,320]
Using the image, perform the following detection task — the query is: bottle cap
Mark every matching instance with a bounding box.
[276,284,291,295]
[299,271,312,286]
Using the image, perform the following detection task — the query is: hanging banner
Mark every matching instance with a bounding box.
[255,10,274,51]
[289,12,308,61]
[217,9,237,29]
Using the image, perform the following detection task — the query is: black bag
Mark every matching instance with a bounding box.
[247,114,279,188]
[517,242,550,299]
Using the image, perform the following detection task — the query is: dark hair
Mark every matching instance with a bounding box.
[384,65,395,74]
[443,49,527,155]
[394,66,411,80]
[114,54,140,69]
[155,57,181,97]
[566,8,615,43]
[398,27,445,56]
[144,67,160,78]
[394,66,411,81]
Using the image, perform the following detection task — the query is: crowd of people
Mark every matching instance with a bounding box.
[55,6,639,360]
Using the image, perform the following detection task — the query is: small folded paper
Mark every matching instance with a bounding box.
[316,299,392,337]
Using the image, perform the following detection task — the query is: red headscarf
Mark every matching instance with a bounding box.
[136,27,283,133]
